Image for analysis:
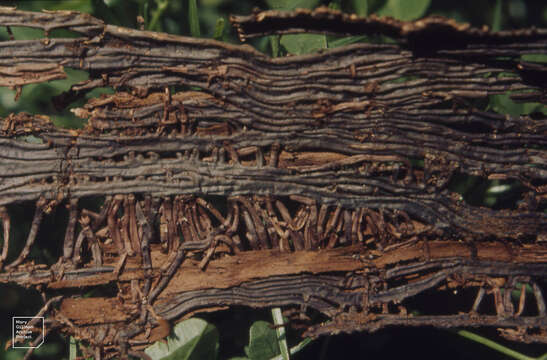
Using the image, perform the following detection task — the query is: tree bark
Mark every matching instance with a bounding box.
[0,7,546,357]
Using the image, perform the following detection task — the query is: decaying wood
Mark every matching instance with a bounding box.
[230,7,547,43]
[0,6,546,358]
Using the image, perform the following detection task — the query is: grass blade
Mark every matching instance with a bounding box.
[69,336,77,360]
[492,0,502,32]
[269,338,313,360]
[271,307,289,360]
[457,330,542,360]
[188,0,200,37]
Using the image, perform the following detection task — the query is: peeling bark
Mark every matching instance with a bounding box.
[0,7,546,357]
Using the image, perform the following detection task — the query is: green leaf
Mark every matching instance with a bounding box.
[280,33,327,55]
[377,0,431,20]
[265,0,320,10]
[328,1,341,11]
[104,0,124,8]
[245,321,280,360]
[213,17,225,40]
[328,35,367,48]
[489,93,545,117]
[352,0,368,16]
[16,0,93,13]
[3,27,44,40]
[521,54,547,63]
[511,282,534,302]
[188,0,201,37]
[270,35,281,57]
[145,318,219,360]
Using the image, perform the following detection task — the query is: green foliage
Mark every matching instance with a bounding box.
[377,0,430,20]
[145,318,219,360]
[188,0,201,37]
[143,315,309,360]
[280,33,327,55]
[269,0,326,56]
[213,17,225,40]
[244,321,280,360]
[511,282,534,302]
[269,35,281,58]
[265,0,320,11]
[457,330,547,360]
[488,93,545,117]
[329,0,432,49]
[492,0,502,31]
[352,0,368,16]
[327,35,367,48]
[18,0,93,13]
[229,314,312,360]
[148,0,171,32]
[521,53,547,63]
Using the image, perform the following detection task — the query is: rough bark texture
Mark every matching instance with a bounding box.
[0,6,546,358]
